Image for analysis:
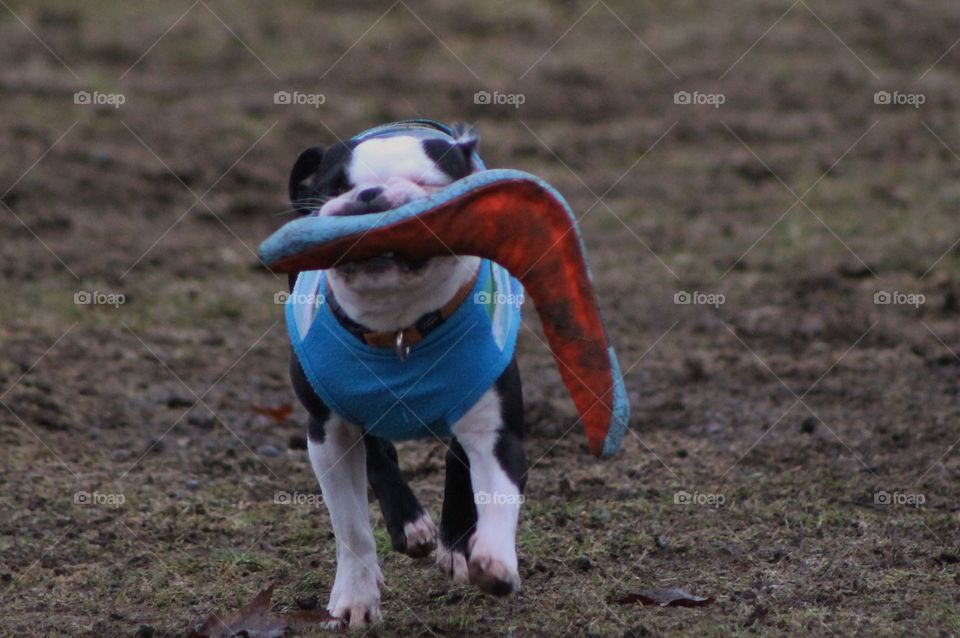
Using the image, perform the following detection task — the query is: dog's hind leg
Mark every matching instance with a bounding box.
[364,434,437,558]
[437,437,476,584]
[308,415,383,629]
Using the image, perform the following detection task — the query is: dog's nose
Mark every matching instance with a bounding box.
[357,187,384,203]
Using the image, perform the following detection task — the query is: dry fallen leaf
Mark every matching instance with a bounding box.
[615,587,715,608]
[250,403,294,422]
[189,584,334,638]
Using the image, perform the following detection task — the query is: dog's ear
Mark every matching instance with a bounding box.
[451,123,479,163]
[424,124,480,181]
[289,145,326,213]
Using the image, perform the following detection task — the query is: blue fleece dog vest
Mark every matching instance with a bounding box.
[287,260,522,440]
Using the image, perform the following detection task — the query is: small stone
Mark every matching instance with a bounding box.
[295,595,319,610]
[165,395,193,409]
[444,592,463,605]
[185,479,199,491]
[188,406,217,429]
[705,421,724,434]
[944,289,958,312]
[937,552,960,564]
[201,334,226,347]
[683,357,707,381]
[257,445,281,458]
[112,450,131,462]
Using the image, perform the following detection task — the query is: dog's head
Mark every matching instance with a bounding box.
[287,122,481,300]
[289,123,478,216]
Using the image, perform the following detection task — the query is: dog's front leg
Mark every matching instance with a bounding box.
[451,388,527,596]
[308,415,383,629]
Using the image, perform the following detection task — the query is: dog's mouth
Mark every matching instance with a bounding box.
[335,252,430,274]
[321,187,444,275]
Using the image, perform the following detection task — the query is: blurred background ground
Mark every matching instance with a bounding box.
[1,0,959,635]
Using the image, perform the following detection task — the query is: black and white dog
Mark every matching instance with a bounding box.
[285,121,527,629]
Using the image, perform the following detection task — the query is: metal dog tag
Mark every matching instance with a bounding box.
[395,331,411,361]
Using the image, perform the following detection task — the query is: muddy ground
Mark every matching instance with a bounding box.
[2,1,960,636]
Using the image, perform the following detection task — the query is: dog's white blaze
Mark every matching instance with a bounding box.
[308,417,382,626]
[349,136,449,188]
[452,389,521,577]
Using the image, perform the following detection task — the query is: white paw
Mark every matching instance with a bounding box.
[327,560,383,629]
[436,541,469,584]
[467,533,520,596]
[326,589,381,630]
[402,512,438,558]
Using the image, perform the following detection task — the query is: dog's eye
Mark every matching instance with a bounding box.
[321,171,350,198]
[334,170,353,195]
